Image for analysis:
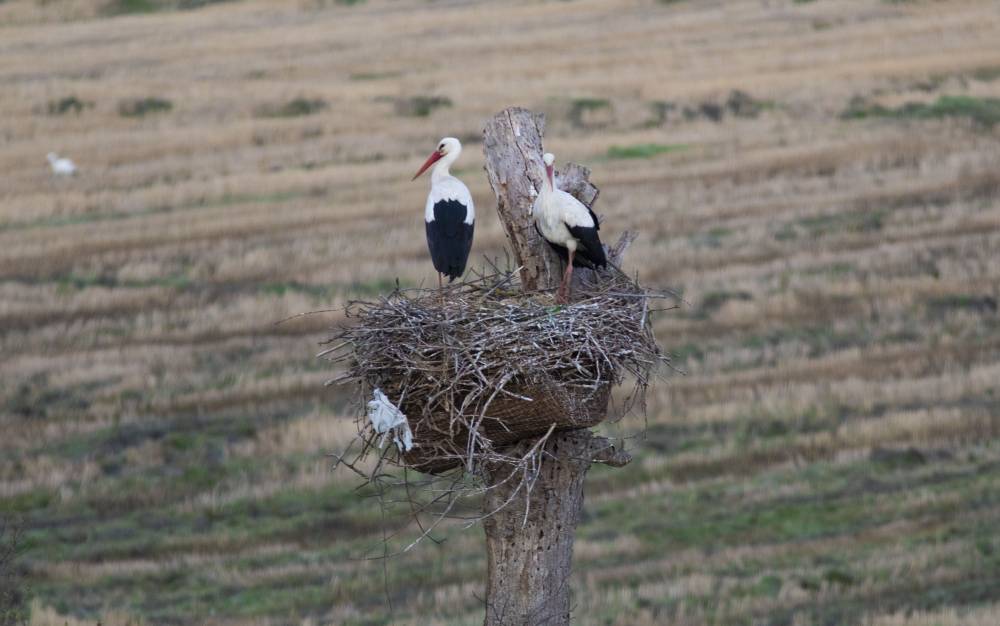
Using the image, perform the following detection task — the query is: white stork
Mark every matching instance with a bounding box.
[47,152,77,177]
[533,152,607,303]
[412,137,475,290]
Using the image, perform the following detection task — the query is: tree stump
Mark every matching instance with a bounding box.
[480,107,634,626]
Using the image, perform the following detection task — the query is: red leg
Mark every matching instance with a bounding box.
[565,250,575,300]
[556,250,575,304]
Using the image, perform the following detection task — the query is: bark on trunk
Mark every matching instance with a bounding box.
[481,432,631,626]
[480,107,633,625]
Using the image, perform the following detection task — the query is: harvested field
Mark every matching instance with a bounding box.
[1,0,999,624]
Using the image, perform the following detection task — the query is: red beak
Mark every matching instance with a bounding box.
[412,151,443,181]
[546,164,554,189]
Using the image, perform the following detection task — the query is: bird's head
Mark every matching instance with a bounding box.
[46,152,58,163]
[412,137,461,181]
[542,152,555,189]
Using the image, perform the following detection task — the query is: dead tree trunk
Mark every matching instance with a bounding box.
[480,107,633,625]
[481,432,630,626]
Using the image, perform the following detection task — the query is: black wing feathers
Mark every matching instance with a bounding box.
[567,225,607,269]
[426,199,474,281]
[534,223,607,270]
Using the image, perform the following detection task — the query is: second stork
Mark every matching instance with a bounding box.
[533,152,607,303]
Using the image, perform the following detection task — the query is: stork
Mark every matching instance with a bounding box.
[412,137,475,293]
[533,152,607,303]
[47,152,77,177]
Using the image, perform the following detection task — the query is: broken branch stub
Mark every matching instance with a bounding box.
[554,161,599,208]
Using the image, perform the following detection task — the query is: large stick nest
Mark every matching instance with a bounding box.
[324,268,666,475]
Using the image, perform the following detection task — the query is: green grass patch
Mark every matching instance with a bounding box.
[751,574,784,598]
[590,472,868,550]
[105,0,237,13]
[668,342,704,367]
[5,374,109,420]
[870,446,932,470]
[776,208,887,241]
[801,262,855,277]
[118,97,173,117]
[568,97,612,127]
[257,97,328,118]
[637,422,724,457]
[842,95,1000,128]
[799,208,886,235]
[349,71,400,81]
[606,142,688,159]
[570,97,610,112]
[346,277,407,297]
[104,0,159,14]
[699,290,753,315]
[259,281,333,299]
[741,324,872,360]
[971,66,1000,82]
[0,489,55,514]
[925,294,998,316]
[177,0,239,9]
[774,223,798,241]
[163,432,200,452]
[259,278,404,300]
[53,271,192,293]
[46,96,92,115]
[645,100,676,126]
[688,226,731,248]
[590,451,999,559]
[1,188,321,233]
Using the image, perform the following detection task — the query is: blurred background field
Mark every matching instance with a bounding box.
[2,0,1000,624]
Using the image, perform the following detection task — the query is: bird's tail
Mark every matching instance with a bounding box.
[599,259,633,282]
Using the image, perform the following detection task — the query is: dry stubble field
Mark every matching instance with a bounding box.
[2,0,1000,624]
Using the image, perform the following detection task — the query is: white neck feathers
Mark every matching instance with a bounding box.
[431,149,460,183]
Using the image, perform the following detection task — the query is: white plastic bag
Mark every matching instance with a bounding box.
[366,389,414,452]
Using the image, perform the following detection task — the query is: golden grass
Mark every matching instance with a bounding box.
[870,604,1000,626]
[28,599,144,626]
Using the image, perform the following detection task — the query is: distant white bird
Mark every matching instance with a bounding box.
[411,137,475,290]
[47,152,77,177]
[532,152,607,303]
